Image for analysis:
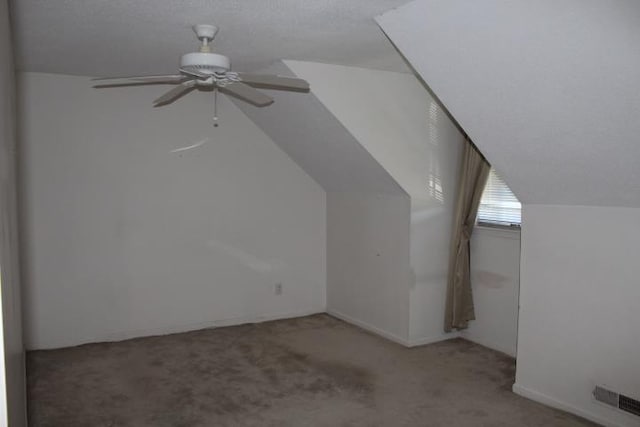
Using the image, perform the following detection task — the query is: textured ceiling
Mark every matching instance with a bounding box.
[378,0,640,207]
[10,0,410,77]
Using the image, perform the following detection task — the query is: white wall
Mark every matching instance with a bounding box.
[286,61,465,345]
[326,192,411,344]
[233,61,412,344]
[516,205,640,427]
[19,72,327,350]
[406,92,463,346]
[462,227,520,357]
[0,1,26,424]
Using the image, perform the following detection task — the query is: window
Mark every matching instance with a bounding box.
[477,169,521,227]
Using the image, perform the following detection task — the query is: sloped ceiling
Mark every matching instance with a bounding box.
[11,0,410,76]
[231,62,405,195]
[377,0,640,207]
[284,60,464,208]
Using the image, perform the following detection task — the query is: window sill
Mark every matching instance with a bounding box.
[474,223,521,240]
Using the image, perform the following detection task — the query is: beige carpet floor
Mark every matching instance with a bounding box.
[27,314,597,427]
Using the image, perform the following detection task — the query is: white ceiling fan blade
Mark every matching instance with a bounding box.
[221,82,274,107]
[236,73,310,92]
[92,74,185,82]
[179,67,210,79]
[153,80,197,106]
[93,80,183,88]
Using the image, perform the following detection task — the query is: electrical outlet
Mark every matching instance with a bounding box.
[274,283,283,295]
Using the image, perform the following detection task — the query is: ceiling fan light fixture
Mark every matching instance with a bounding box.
[180,52,231,74]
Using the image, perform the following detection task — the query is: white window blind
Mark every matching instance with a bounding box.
[477,169,521,227]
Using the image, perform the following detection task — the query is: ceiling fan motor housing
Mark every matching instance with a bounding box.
[180,52,231,74]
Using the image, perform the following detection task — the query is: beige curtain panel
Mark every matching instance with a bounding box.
[444,139,490,332]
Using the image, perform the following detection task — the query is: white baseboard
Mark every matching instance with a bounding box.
[326,309,411,346]
[513,383,628,427]
[327,309,459,348]
[460,332,516,357]
[29,308,325,350]
[408,331,460,347]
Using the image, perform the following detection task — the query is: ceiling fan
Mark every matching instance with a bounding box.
[93,24,310,125]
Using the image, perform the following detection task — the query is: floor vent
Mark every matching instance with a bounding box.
[594,386,619,407]
[619,394,640,417]
[593,386,640,417]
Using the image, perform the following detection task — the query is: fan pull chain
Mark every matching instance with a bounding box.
[213,86,219,127]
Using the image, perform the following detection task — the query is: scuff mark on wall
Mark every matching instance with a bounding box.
[473,270,509,289]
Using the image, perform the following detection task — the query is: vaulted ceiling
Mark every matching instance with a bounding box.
[11,0,410,77]
[231,62,405,195]
[377,0,640,207]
